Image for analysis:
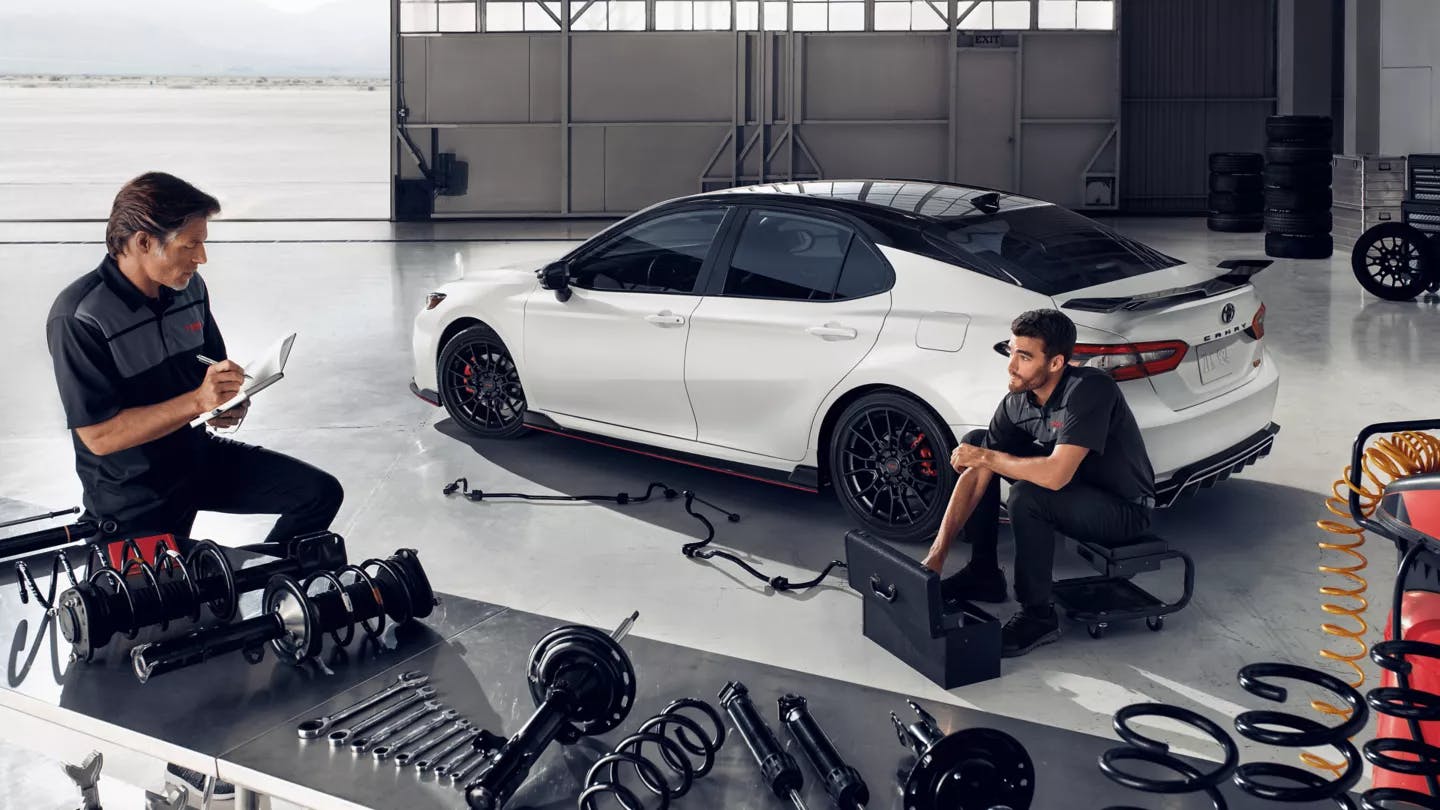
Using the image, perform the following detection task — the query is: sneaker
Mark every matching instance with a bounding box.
[939,564,1007,604]
[1001,607,1061,658]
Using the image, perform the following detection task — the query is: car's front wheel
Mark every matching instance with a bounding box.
[438,324,529,438]
[829,392,956,544]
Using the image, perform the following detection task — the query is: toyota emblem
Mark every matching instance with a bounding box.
[1220,303,1236,324]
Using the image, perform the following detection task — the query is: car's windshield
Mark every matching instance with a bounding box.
[927,204,1183,295]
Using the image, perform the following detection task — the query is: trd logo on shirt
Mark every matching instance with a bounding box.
[183,321,203,333]
[1050,420,1063,429]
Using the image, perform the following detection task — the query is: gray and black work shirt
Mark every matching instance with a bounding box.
[46,256,226,523]
[984,365,1157,507]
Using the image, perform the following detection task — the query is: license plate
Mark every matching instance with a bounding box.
[1198,341,1236,384]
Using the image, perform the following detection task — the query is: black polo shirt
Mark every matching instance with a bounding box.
[47,256,226,524]
[985,365,1156,506]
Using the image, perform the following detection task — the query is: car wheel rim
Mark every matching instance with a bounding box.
[444,340,525,430]
[1366,236,1423,288]
[839,407,942,527]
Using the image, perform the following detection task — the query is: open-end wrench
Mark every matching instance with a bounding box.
[448,748,492,788]
[434,735,482,778]
[328,688,437,747]
[373,710,459,761]
[350,701,444,753]
[296,671,429,739]
[397,720,471,768]
[419,729,479,773]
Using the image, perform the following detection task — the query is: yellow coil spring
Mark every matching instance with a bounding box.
[1307,431,1440,775]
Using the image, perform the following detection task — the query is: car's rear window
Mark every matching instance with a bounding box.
[925,204,1183,295]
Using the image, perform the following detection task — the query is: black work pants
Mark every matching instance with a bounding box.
[959,429,1151,609]
[107,435,344,545]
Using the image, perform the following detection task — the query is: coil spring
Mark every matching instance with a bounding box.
[1097,703,1239,810]
[15,543,100,613]
[1313,431,1440,778]
[577,698,726,810]
[1360,639,1440,809]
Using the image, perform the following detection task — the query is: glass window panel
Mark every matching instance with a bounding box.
[694,1,731,28]
[762,0,787,28]
[830,2,864,29]
[486,1,523,29]
[401,1,439,32]
[611,0,646,27]
[1077,0,1113,28]
[1038,0,1075,28]
[993,0,1030,28]
[737,1,759,29]
[874,2,909,30]
[524,1,561,29]
[792,3,825,29]
[438,1,478,31]
[656,1,692,28]
[958,1,993,29]
[912,1,947,29]
[573,1,607,30]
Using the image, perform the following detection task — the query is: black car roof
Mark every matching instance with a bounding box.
[697,180,1051,224]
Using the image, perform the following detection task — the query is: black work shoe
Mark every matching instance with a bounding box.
[940,564,1007,604]
[1001,607,1061,658]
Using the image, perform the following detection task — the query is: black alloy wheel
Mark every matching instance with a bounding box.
[1351,223,1436,302]
[829,392,955,543]
[438,324,530,438]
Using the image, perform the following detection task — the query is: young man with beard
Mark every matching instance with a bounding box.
[922,309,1156,657]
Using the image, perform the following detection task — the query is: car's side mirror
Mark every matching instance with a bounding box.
[538,261,572,303]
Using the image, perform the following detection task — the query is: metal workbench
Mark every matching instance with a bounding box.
[0,542,1331,809]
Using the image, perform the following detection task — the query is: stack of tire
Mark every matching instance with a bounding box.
[1208,153,1264,233]
[1263,115,1334,259]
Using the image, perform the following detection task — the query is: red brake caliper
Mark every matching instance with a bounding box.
[462,363,475,394]
[910,432,937,478]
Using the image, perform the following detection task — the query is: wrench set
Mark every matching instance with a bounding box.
[295,670,504,790]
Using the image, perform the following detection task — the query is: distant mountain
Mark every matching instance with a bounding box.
[0,0,388,77]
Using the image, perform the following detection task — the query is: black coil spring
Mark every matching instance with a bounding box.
[285,556,416,661]
[1098,703,1239,810]
[1231,663,1367,808]
[577,698,727,810]
[15,543,101,613]
[1361,639,1440,809]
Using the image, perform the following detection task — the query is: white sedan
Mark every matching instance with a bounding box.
[410,181,1280,543]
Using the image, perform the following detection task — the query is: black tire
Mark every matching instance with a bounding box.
[1351,222,1437,301]
[1209,152,1263,174]
[1207,213,1264,233]
[1265,115,1333,145]
[828,392,955,544]
[1265,210,1332,234]
[437,324,530,438]
[1208,192,1263,214]
[1263,163,1332,190]
[1264,187,1332,212]
[1265,144,1333,166]
[1266,232,1333,260]
[1209,173,1262,194]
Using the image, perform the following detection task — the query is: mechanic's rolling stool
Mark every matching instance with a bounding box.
[1050,533,1194,639]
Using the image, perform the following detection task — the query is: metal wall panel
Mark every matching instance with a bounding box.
[1021,123,1113,207]
[798,124,949,179]
[1022,34,1118,120]
[426,35,539,121]
[570,34,735,123]
[1121,0,1277,212]
[433,127,564,213]
[802,34,949,120]
[601,125,732,210]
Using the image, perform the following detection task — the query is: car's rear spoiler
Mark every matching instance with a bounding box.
[1061,259,1272,314]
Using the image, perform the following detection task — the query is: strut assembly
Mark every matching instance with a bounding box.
[891,701,1034,810]
[56,532,347,661]
[0,507,112,560]
[130,547,437,682]
[463,613,640,810]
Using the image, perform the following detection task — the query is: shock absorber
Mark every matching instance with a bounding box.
[129,548,436,682]
[464,613,640,810]
[890,701,1034,810]
[0,508,110,559]
[719,681,808,810]
[779,694,867,810]
[55,532,347,661]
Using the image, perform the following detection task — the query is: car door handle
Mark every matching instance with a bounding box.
[806,324,858,340]
[644,312,686,327]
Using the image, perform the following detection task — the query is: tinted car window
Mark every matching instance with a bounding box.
[571,208,728,294]
[928,204,1182,295]
[835,242,892,299]
[724,210,856,301]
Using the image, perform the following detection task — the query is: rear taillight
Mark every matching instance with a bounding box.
[1071,341,1189,382]
[1246,303,1266,340]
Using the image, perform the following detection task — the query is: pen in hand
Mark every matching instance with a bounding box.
[196,354,252,379]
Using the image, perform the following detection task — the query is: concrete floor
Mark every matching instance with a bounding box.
[2,215,1437,803]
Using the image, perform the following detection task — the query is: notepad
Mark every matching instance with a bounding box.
[189,333,296,429]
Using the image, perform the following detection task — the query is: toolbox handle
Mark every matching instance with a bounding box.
[869,575,897,603]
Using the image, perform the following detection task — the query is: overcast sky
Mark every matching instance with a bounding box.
[0,0,388,76]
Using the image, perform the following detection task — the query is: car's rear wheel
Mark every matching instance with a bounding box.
[438,324,529,438]
[829,392,956,544]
